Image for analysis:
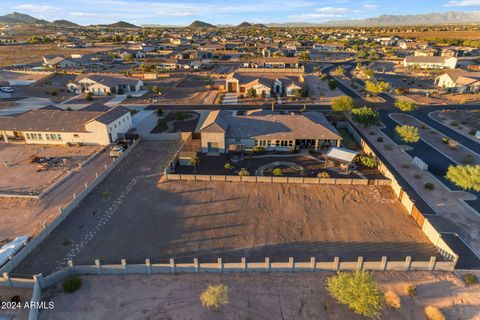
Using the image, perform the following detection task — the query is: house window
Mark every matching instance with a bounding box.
[73,134,79,138]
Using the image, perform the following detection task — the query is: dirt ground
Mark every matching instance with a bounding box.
[0,43,120,67]
[15,172,438,275]
[432,110,480,132]
[38,271,480,320]
[0,286,32,320]
[0,143,101,194]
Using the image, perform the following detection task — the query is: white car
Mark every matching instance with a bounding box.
[0,87,13,93]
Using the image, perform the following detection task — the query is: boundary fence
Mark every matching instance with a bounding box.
[165,173,391,186]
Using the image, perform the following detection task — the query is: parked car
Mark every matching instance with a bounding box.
[109,145,125,158]
[0,87,13,93]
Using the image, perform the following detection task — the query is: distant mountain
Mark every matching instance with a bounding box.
[321,11,480,26]
[188,20,215,28]
[237,22,252,28]
[52,20,80,28]
[0,12,48,24]
[105,21,139,28]
[252,23,267,28]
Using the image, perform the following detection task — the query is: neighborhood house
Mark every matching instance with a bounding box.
[0,107,132,145]
[67,75,144,96]
[199,110,342,154]
[225,73,304,97]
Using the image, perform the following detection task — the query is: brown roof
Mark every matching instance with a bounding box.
[201,111,341,140]
[0,107,130,132]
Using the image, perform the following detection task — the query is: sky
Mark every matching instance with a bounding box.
[0,0,480,25]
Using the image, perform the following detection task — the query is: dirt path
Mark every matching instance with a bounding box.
[38,272,480,320]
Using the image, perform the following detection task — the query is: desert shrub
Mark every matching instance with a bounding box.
[156,108,164,116]
[463,273,478,286]
[447,139,459,150]
[359,155,377,168]
[424,306,445,320]
[200,284,229,310]
[238,168,250,176]
[441,137,449,144]
[85,92,93,101]
[252,146,265,154]
[405,284,417,296]
[63,275,82,293]
[326,271,384,319]
[318,172,330,178]
[272,168,283,176]
[424,183,435,191]
[328,79,337,90]
[224,163,234,170]
[468,129,476,136]
[331,96,354,111]
[395,125,420,143]
[352,107,380,128]
[445,165,480,192]
[384,290,401,309]
[394,100,417,112]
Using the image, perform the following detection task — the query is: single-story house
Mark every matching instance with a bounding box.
[435,70,480,93]
[199,110,342,154]
[313,43,346,52]
[242,57,301,69]
[403,56,457,69]
[67,75,144,96]
[43,55,80,69]
[0,106,132,145]
[225,72,303,97]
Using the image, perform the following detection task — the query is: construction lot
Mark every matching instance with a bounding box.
[0,143,101,195]
[38,272,480,320]
[15,140,438,275]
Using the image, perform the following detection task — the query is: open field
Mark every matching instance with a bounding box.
[38,271,480,320]
[14,140,438,275]
[0,43,121,66]
[0,143,101,195]
[385,30,480,40]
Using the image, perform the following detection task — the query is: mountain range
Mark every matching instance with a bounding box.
[1,11,480,28]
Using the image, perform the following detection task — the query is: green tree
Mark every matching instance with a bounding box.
[151,85,160,94]
[299,51,310,61]
[395,100,418,112]
[326,271,384,319]
[200,284,229,310]
[362,68,375,80]
[189,155,200,174]
[333,66,345,75]
[351,107,380,127]
[395,125,420,143]
[272,168,283,176]
[445,165,480,192]
[359,155,378,168]
[331,96,354,112]
[328,79,337,90]
[238,168,250,176]
[365,81,390,96]
[246,87,257,98]
[85,91,93,101]
[124,53,134,61]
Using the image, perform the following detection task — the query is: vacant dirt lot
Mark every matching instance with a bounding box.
[0,143,101,194]
[38,271,480,320]
[15,168,437,275]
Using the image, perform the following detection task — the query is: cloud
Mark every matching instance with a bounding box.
[444,0,480,6]
[363,4,380,10]
[314,7,354,14]
[13,4,59,13]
